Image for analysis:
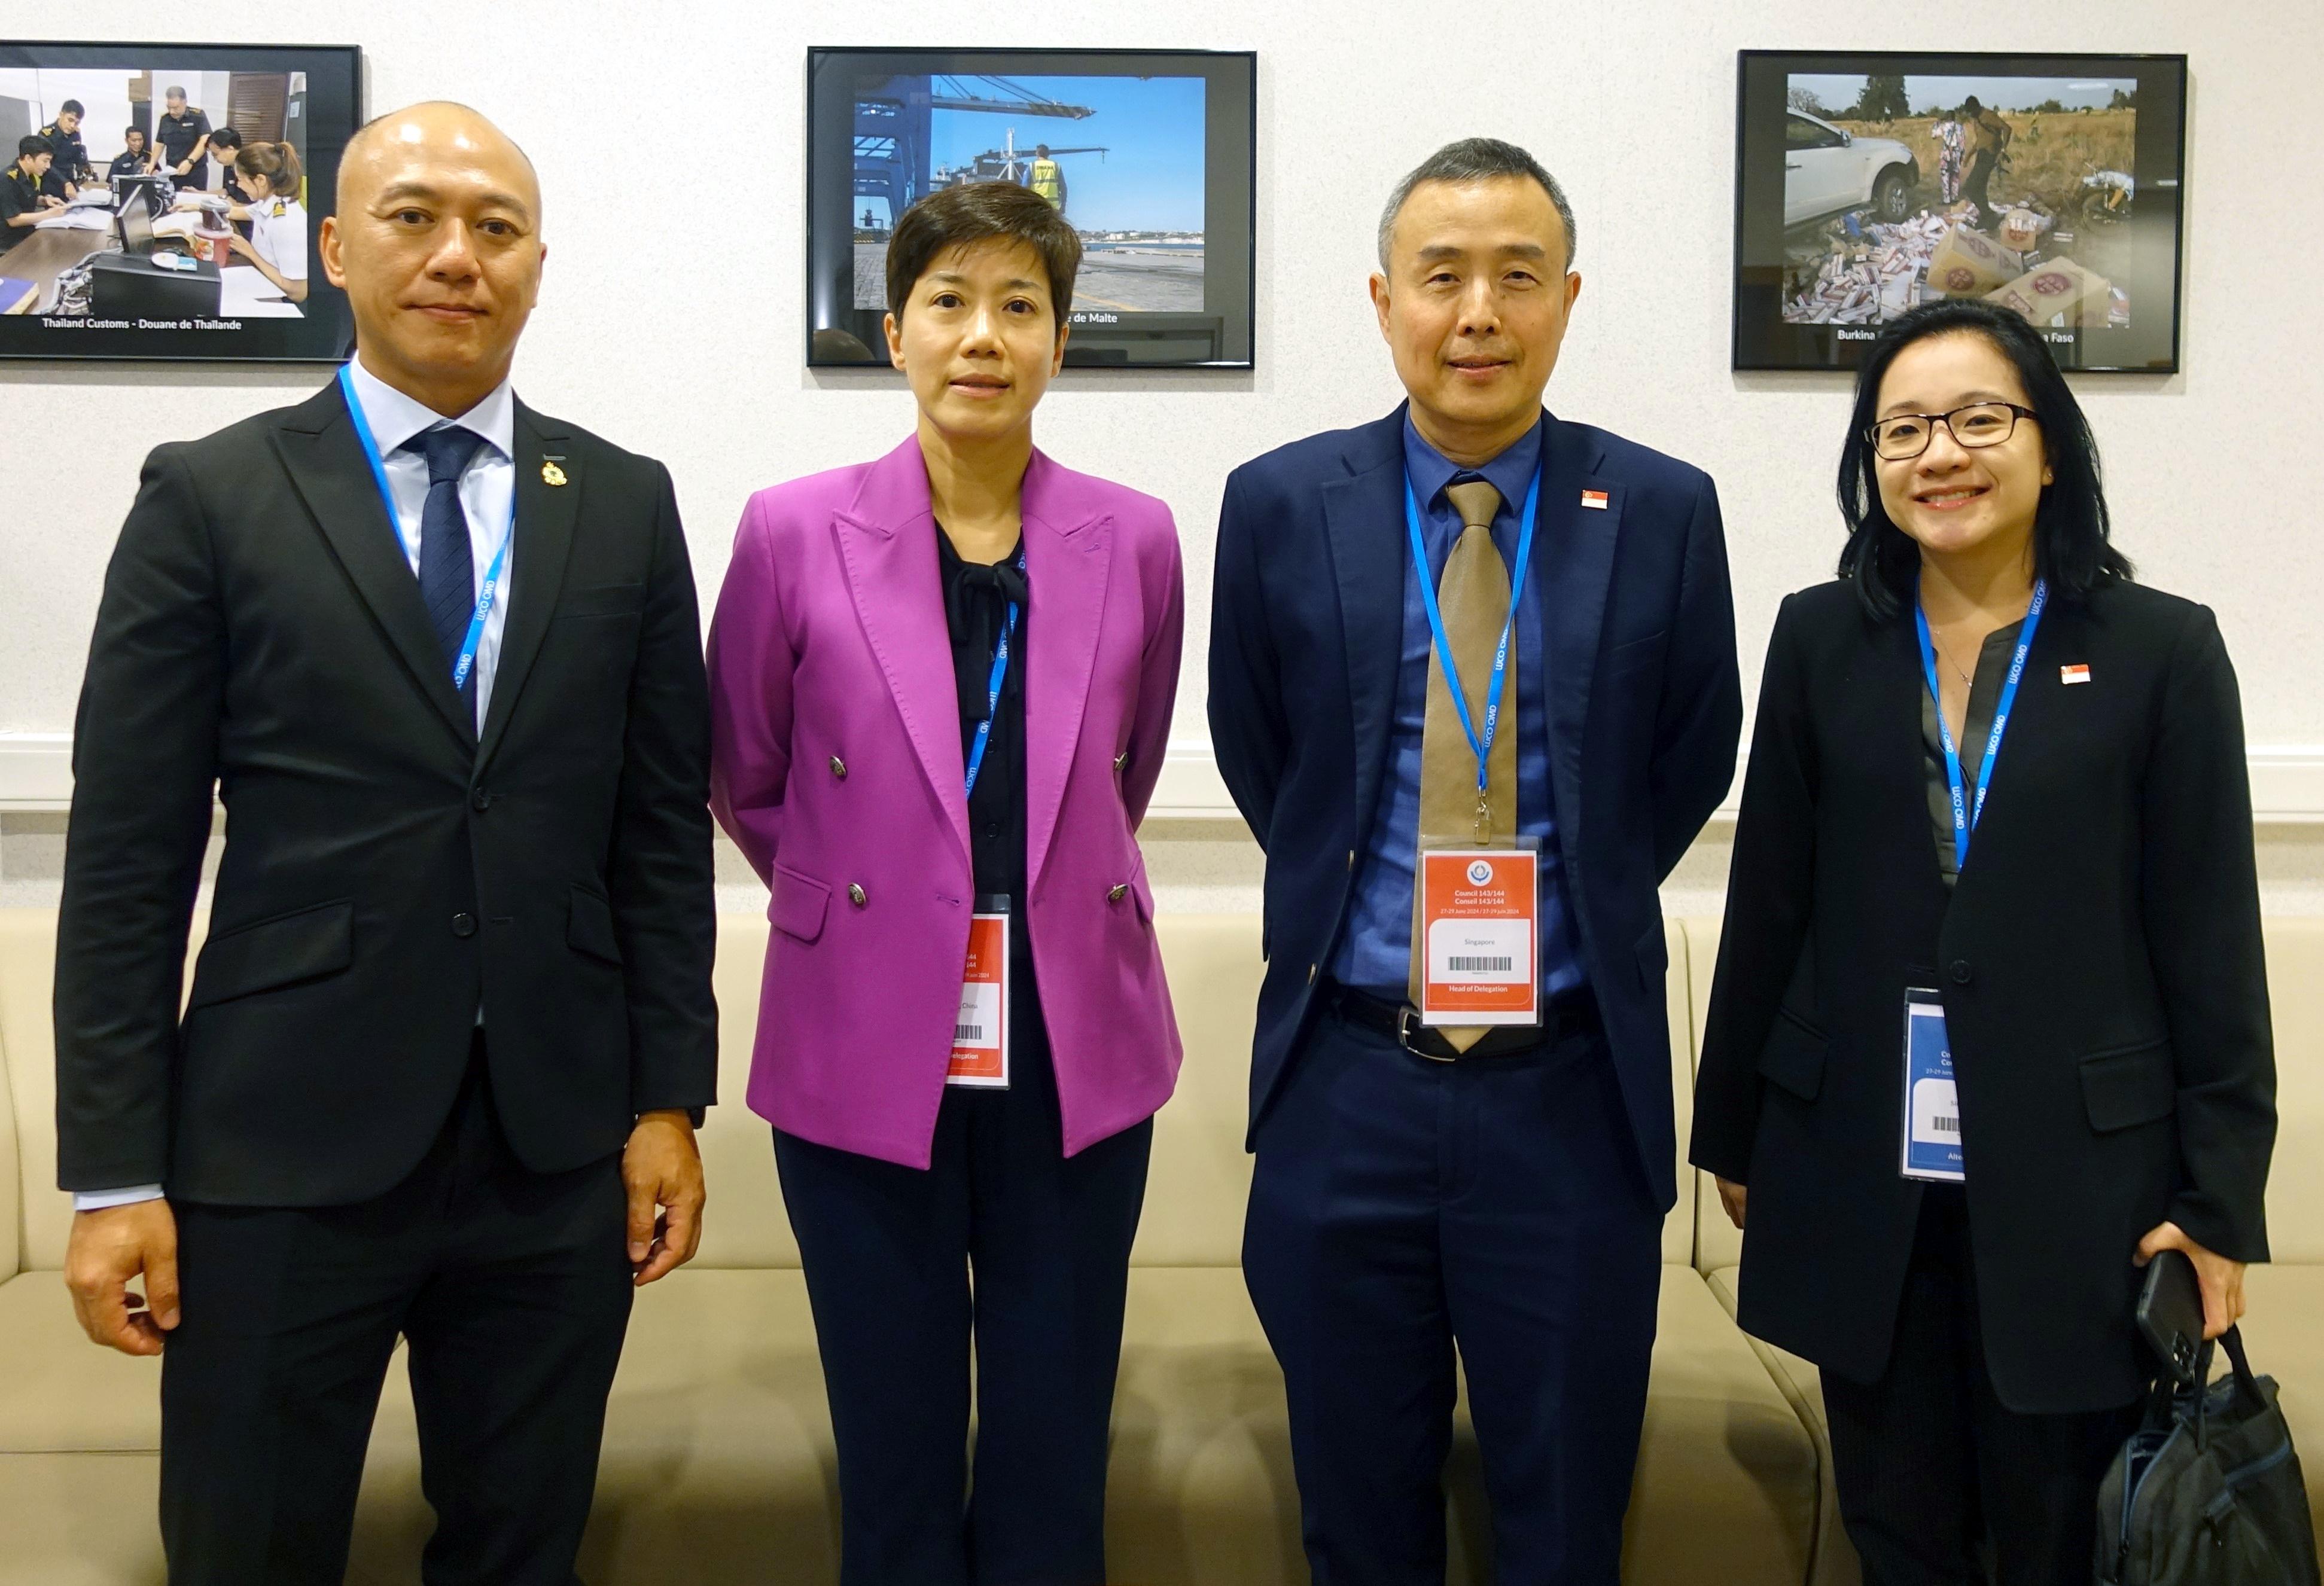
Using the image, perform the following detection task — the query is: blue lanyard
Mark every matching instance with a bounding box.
[962,547,1027,798]
[1914,578,2047,870]
[337,362,514,694]
[1406,465,1542,797]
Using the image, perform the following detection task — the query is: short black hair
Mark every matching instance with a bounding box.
[124,125,144,142]
[60,100,84,118]
[208,126,242,150]
[1378,136,1579,272]
[17,135,48,161]
[886,179,1082,331]
[1963,96,1983,112]
[1836,297,2131,620]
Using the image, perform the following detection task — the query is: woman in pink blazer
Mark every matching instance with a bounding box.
[706,182,1184,1584]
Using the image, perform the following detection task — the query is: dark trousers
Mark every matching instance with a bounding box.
[1822,1188,2142,1586]
[1963,150,1999,214]
[159,1041,634,1586]
[773,1001,1153,1586]
[1242,996,1662,1586]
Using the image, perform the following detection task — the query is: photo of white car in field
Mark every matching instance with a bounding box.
[1784,111,1917,228]
[1774,72,2143,333]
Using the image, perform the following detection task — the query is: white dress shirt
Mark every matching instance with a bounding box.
[75,363,519,1215]
[345,356,518,728]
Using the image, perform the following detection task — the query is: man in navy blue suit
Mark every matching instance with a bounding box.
[1208,138,1741,1582]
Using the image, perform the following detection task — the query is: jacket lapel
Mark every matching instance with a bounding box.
[836,437,971,867]
[1533,415,1618,840]
[477,403,581,768]
[1022,451,1114,892]
[270,382,474,748]
[1321,413,1411,845]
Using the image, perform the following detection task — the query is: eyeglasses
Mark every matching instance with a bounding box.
[1865,402,2040,462]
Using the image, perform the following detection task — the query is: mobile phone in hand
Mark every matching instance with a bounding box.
[2137,1248,2206,1386]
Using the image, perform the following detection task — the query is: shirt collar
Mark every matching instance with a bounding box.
[1401,409,1544,524]
[344,356,516,464]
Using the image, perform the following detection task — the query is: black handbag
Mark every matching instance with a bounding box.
[2096,1325,2321,1584]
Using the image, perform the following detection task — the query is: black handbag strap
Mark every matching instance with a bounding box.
[2219,1326,2272,1417]
[2186,1325,2273,1448]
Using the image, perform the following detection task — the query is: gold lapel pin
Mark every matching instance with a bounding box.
[541,459,568,487]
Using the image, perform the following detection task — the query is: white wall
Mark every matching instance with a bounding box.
[2,0,2320,904]
[22,72,136,160]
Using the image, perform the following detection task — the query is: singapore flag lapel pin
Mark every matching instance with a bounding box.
[2061,664,2092,685]
[1580,488,1610,511]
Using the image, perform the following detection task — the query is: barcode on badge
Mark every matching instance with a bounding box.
[1447,956,1514,973]
[956,1023,985,1044]
[1932,1115,1959,1134]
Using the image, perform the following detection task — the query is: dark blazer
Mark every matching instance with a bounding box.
[1207,404,1742,1205]
[55,381,718,1207]
[1690,577,2274,1414]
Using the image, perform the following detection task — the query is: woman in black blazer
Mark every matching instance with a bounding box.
[1691,298,2275,1584]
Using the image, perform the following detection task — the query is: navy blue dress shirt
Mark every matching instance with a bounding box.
[1329,414,1584,1002]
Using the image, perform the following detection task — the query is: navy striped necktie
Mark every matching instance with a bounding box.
[403,425,485,689]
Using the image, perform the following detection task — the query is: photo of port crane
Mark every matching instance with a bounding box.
[849,72,1207,315]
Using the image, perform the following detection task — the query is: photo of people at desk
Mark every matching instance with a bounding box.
[0,64,310,322]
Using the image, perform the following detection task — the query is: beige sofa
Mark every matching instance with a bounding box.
[1,907,2307,1582]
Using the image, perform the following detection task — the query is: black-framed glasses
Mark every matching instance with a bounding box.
[1866,402,2040,462]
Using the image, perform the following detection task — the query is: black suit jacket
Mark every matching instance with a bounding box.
[1690,577,2274,1413]
[55,381,718,1206]
[1207,407,1742,1206]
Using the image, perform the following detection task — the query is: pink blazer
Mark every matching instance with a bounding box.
[707,435,1186,1167]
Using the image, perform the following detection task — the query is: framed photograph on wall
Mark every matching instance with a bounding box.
[1733,51,2187,373]
[0,39,361,362]
[806,47,1257,370]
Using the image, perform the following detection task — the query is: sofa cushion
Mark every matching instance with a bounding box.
[0,1258,1827,1586]
[1706,1265,1862,1586]
[2261,921,2324,1264]
[1631,1266,1822,1584]
[0,1273,162,1453]
[0,912,49,1278]
[1133,919,1268,1268]
[0,1453,167,1586]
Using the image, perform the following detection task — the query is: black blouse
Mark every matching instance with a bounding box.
[1921,618,2021,888]
[936,528,1033,973]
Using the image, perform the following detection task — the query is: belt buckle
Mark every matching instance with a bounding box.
[1396,1005,1458,1063]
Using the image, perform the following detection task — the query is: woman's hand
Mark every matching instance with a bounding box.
[226,232,256,263]
[1716,1176,1747,1231]
[2136,1221,2247,1340]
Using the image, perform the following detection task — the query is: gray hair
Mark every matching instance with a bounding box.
[1376,137,1578,273]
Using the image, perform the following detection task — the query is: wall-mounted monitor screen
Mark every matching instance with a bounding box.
[0,40,361,362]
[1734,51,2186,373]
[806,47,1256,370]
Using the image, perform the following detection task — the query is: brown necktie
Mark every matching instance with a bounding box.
[1409,480,1518,1050]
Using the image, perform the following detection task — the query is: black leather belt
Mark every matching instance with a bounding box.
[1323,980,1600,1062]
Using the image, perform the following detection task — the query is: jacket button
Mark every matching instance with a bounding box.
[1950,959,1973,985]
[1108,883,1129,903]
[830,757,847,780]
[470,786,492,812]
[848,883,867,908]
[1307,963,1317,983]
[452,912,477,938]
[1114,751,1129,772]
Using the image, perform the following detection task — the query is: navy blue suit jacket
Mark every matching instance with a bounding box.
[1207,405,1742,1209]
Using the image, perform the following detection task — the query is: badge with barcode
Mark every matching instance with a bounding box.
[1900,990,1963,1182]
[1417,848,1540,1027]
[948,904,1009,1088]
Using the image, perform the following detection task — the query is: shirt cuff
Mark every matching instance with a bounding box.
[74,1184,166,1212]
